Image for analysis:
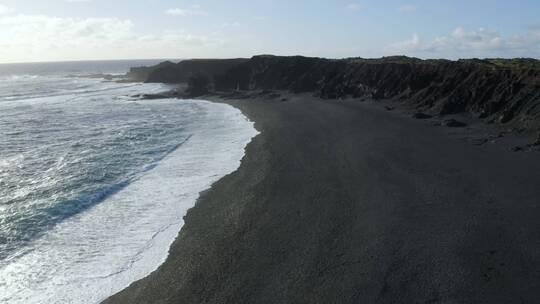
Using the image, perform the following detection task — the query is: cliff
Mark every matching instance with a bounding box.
[127,61,178,82]
[128,58,249,83]
[132,55,540,132]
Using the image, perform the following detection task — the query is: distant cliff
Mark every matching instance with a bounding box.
[131,55,540,131]
[128,58,248,83]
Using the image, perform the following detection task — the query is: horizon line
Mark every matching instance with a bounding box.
[1,54,539,66]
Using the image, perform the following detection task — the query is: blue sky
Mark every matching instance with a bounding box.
[0,0,539,63]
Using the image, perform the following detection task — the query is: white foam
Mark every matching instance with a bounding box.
[0,99,258,303]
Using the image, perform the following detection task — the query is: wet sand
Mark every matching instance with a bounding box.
[105,93,540,303]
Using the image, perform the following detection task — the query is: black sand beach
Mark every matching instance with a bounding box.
[105,93,540,303]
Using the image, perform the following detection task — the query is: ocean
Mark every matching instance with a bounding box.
[0,60,258,303]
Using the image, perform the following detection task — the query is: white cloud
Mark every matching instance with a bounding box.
[221,21,241,28]
[165,5,207,17]
[0,15,134,43]
[398,4,416,13]
[0,14,224,63]
[387,27,540,58]
[0,4,14,15]
[165,8,188,16]
[428,27,506,52]
[389,33,421,52]
[347,3,362,12]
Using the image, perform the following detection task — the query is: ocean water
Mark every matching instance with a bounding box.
[0,61,258,303]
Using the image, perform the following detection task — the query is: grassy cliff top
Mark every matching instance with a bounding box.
[347,56,540,70]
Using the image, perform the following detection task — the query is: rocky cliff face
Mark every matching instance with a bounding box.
[128,58,249,84]
[127,61,178,82]
[133,55,540,131]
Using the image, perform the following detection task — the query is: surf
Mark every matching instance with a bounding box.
[0,61,258,303]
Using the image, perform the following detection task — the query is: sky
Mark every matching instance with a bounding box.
[0,0,539,63]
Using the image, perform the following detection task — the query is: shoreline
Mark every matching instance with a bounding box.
[105,92,540,303]
[89,98,260,303]
[103,94,273,304]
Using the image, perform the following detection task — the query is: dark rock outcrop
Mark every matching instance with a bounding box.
[128,59,249,84]
[443,119,468,128]
[185,73,211,97]
[132,55,540,132]
[535,132,540,145]
[127,61,177,82]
